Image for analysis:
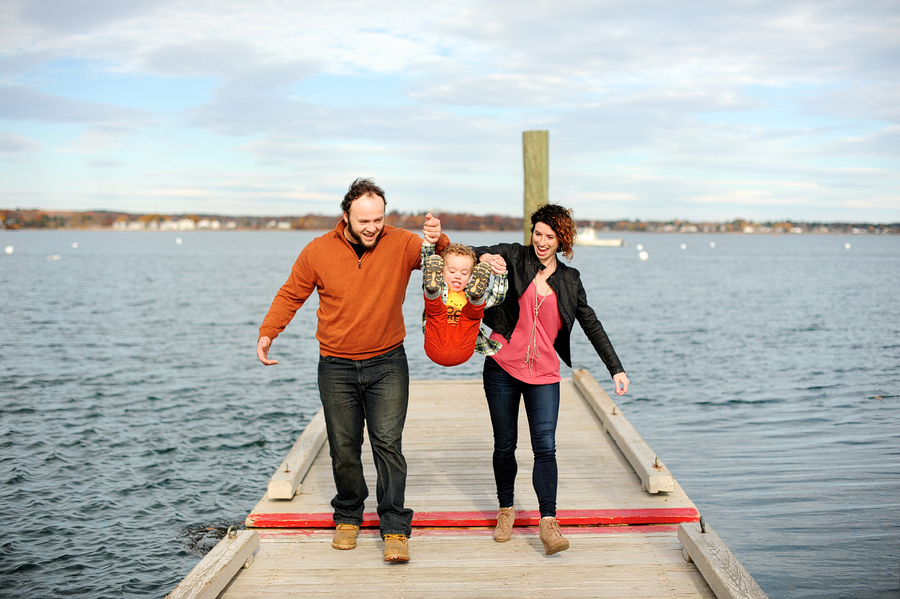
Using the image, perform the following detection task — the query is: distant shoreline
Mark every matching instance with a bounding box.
[1,208,898,234]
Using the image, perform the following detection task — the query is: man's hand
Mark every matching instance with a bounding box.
[257,336,278,365]
[613,372,629,395]
[422,212,441,244]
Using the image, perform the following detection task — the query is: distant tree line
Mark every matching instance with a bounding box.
[1,208,897,234]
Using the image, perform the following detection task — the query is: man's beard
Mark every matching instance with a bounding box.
[346,225,381,249]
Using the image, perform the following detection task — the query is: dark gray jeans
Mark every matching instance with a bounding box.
[317,345,413,538]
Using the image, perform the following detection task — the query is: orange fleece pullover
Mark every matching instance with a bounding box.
[259,220,448,360]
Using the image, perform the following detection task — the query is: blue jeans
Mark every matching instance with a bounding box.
[482,356,560,518]
[317,345,413,538]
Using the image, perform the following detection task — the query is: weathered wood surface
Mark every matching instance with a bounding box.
[679,522,768,599]
[169,374,767,599]
[523,130,549,243]
[248,377,696,526]
[219,527,717,599]
[266,409,327,499]
[166,530,258,599]
[573,369,676,494]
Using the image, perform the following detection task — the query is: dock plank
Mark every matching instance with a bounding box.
[167,373,769,599]
[166,530,258,599]
[247,378,697,527]
[220,528,716,599]
[678,522,768,599]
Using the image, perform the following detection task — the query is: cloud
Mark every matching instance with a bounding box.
[87,159,125,168]
[143,40,264,78]
[0,131,40,153]
[1,0,898,220]
[15,0,167,34]
[0,85,154,125]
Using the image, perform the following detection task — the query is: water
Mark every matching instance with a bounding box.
[0,230,897,598]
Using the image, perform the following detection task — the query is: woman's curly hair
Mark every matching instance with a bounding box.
[530,203,576,260]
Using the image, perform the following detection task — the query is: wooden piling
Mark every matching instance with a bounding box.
[523,130,548,243]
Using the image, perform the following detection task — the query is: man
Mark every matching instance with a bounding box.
[257,178,445,563]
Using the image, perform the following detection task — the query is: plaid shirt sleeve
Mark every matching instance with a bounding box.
[484,271,507,309]
[474,271,507,356]
[420,243,435,333]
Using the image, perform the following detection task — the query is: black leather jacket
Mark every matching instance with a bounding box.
[473,242,625,377]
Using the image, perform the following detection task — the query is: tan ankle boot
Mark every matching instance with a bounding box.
[383,534,410,562]
[539,516,569,555]
[332,523,359,550]
[493,507,515,542]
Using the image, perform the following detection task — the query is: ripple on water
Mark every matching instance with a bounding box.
[2,231,897,599]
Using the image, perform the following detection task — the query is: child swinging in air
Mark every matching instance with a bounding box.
[420,239,507,367]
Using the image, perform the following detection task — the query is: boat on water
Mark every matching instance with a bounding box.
[576,226,627,247]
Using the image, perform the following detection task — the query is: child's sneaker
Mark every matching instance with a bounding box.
[424,254,443,294]
[466,262,492,300]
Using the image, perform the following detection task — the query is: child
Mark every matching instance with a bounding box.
[421,241,507,367]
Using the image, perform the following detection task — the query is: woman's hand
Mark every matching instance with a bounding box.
[613,372,629,395]
[488,254,506,274]
[479,253,507,274]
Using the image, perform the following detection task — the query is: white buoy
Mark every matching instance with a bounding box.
[4,245,12,255]
[71,242,78,249]
[47,254,62,261]
[176,237,183,245]
[638,251,649,261]
[709,241,716,248]
[680,243,687,250]
[636,244,644,251]
[844,242,851,250]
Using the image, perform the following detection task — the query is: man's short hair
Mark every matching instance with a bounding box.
[341,178,386,215]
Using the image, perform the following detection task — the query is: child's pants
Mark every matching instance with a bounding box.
[423,295,485,367]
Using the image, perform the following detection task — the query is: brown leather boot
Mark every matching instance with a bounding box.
[332,523,359,550]
[539,516,569,555]
[493,507,515,542]
[383,534,410,562]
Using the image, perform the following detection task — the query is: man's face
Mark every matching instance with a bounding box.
[342,193,385,249]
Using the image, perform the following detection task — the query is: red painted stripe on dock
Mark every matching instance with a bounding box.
[246,507,699,528]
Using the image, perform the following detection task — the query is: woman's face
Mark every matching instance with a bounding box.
[531,221,559,262]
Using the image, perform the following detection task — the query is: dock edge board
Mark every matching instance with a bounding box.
[266,410,328,500]
[165,530,259,599]
[572,368,676,494]
[679,521,769,599]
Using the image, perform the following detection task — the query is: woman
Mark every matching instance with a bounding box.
[474,203,629,555]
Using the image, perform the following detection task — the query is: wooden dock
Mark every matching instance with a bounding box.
[167,369,767,599]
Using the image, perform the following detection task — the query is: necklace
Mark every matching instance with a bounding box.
[523,283,552,374]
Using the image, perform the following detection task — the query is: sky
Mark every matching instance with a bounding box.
[1,0,898,223]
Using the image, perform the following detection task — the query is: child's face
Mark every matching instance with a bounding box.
[443,254,475,293]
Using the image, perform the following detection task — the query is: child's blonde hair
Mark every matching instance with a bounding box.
[440,243,477,267]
